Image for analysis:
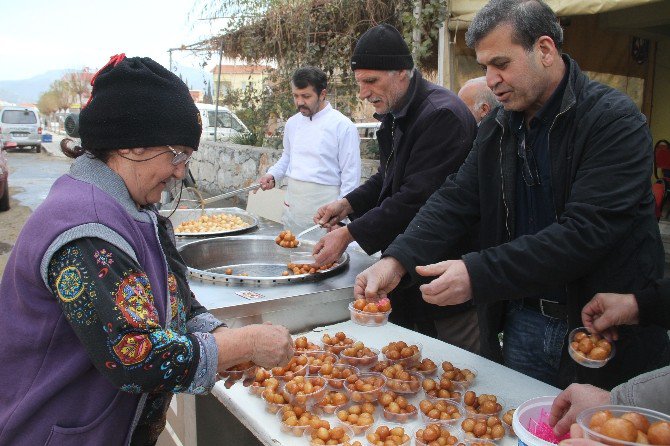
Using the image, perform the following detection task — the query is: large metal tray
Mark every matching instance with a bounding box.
[178,235,349,286]
[160,207,258,237]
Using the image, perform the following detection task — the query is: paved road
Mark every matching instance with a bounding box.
[5,141,72,210]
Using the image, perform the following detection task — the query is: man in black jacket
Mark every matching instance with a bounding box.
[355,0,669,389]
[312,24,480,352]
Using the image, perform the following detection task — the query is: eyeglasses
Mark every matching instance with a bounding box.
[118,145,191,165]
[165,145,191,165]
[517,134,541,186]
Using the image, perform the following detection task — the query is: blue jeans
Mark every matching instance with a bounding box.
[502,300,568,387]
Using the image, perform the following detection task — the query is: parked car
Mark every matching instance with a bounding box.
[0,106,42,153]
[355,122,381,159]
[194,103,249,141]
[0,143,10,211]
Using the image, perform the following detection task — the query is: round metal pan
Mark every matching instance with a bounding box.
[177,235,349,285]
[161,208,258,237]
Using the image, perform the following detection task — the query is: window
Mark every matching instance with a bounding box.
[207,111,233,128]
[2,110,37,124]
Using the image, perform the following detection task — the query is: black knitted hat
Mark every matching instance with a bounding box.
[351,24,414,71]
[80,54,202,151]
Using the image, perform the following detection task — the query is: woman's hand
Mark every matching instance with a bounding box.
[248,323,294,368]
[213,323,294,371]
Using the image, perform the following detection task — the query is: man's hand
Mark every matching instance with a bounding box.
[258,174,276,191]
[582,293,639,341]
[558,424,606,446]
[354,257,407,301]
[312,226,354,266]
[314,198,353,228]
[549,383,610,436]
[416,260,473,306]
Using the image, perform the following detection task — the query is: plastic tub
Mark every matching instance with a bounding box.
[321,333,357,355]
[344,372,387,404]
[382,404,418,423]
[276,407,313,437]
[567,327,616,368]
[303,351,338,375]
[414,425,462,446]
[339,347,380,369]
[271,362,308,381]
[383,342,423,368]
[308,423,355,446]
[261,389,289,414]
[465,396,504,417]
[576,404,670,446]
[334,403,377,435]
[365,423,411,445]
[411,358,439,376]
[423,379,466,402]
[419,398,464,427]
[319,363,360,390]
[512,396,560,446]
[313,390,349,415]
[282,376,327,406]
[442,364,478,388]
[461,413,506,441]
[385,370,423,395]
[349,301,391,327]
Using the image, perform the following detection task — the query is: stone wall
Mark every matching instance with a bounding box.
[189,140,379,206]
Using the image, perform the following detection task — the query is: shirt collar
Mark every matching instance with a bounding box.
[303,101,332,121]
[510,66,569,130]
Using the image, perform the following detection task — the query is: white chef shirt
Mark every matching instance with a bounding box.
[267,102,361,198]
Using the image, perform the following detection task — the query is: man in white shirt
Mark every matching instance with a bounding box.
[258,67,361,234]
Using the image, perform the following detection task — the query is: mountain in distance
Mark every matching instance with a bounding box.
[0,64,212,105]
[0,69,71,104]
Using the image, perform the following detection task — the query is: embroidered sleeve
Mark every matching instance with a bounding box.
[47,238,216,394]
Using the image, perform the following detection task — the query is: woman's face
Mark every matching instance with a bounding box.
[107,145,193,207]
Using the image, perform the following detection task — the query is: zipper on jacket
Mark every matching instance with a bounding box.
[495,117,512,240]
[547,100,575,223]
[548,96,575,342]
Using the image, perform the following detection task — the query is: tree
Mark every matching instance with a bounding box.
[65,69,93,108]
[195,0,446,147]
[51,79,72,113]
[37,91,59,116]
[203,83,213,104]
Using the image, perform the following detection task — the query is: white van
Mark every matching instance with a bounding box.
[0,106,42,152]
[355,122,381,140]
[194,103,249,141]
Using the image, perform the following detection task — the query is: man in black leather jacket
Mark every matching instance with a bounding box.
[313,24,480,352]
[355,0,669,389]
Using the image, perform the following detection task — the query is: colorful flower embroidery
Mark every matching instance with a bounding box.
[115,272,159,328]
[113,333,153,365]
[55,266,84,302]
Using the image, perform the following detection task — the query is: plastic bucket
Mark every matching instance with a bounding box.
[512,396,557,446]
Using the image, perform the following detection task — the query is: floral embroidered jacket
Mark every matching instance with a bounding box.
[0,155,222,445]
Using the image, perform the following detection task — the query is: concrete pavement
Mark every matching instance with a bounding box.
[40,132,69,158]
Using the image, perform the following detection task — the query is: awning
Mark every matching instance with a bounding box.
[449,0,663,25]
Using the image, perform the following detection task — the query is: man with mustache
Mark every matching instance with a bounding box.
[354,0,669,390]
[258,66,361,234]
[313,24,480,352]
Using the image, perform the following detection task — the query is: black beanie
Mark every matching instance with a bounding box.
[351,24,414,71]
[79,54,202,151]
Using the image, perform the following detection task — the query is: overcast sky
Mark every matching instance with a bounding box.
[0,0,225,80]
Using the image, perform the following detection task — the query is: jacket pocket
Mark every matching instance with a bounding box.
[43,391,130,446]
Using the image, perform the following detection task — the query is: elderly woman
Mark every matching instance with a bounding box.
[0,55,294,445]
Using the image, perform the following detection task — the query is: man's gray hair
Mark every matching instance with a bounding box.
[465,0,563,51]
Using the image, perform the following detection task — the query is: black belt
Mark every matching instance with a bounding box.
[522,298,567,320]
